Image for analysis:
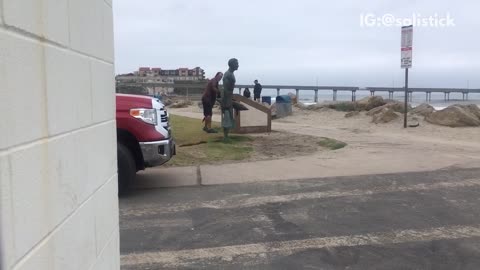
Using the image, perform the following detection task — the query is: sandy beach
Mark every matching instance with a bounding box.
[168,103,480,183]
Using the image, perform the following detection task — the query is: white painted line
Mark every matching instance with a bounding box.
[120,218,193,230]
[121,178,480,216]
[121,224,480,267]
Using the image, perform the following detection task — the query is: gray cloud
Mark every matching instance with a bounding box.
[114,0,480,87]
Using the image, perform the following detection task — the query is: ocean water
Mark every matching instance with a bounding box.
[260,89,480,110]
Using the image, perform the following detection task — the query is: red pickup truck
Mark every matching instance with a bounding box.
[116,94,175,193]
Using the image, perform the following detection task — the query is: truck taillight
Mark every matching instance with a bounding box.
[130,108,158,125]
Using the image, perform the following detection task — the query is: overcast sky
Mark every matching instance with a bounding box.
[113,0,480,88]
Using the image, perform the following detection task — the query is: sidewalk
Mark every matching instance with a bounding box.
[133,147,479,188]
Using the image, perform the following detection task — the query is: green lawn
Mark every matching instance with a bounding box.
[168,115,253,166]
[167,114,347,167]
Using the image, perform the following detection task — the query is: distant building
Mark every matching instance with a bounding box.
[116,67,206,95]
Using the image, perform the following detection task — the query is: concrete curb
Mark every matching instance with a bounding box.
[133,166,198,188]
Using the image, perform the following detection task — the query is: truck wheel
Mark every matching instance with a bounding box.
[117,143,136,195]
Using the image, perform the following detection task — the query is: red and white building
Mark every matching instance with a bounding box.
[116,67,205,95]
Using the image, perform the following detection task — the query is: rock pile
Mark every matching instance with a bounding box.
[410,103,435,117]
[426,104,480,127]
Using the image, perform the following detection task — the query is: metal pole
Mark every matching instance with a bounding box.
[404,68,409,128]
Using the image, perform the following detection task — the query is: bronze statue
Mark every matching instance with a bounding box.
[221,58,239,141]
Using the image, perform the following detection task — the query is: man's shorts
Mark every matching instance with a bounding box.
[202,101,213,117]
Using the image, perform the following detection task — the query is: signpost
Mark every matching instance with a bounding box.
[401,25,413,128]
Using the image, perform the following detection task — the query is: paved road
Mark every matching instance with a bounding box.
[120,168,480,269]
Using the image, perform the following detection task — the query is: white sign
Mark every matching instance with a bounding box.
[401,25,413,68]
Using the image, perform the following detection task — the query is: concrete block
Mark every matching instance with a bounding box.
[102,2,114,63]
[10,142,51,261]
[45,45,92,136]
[3,0,69,45]
[75,122,117,201]
[134,166,199,188]
[13,235,55,270]
[0,32,47,150]
[0,33,5,150]
[46,135,83,221]
[52,198,97,270]
[9,136,93,262]
[3,0,41,35]
[92,231,120,270]
[91,60,115,123]
[43,0,70,45]
[0,1,5,25]
[94,176,119,256]
[8,114,116,269]
[14,197,97,270]
[69,0,104,59]
[0,154,14,270]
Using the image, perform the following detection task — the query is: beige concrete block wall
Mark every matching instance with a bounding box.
[0,1,119,269]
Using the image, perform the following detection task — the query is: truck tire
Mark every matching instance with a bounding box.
[117,143,136,195]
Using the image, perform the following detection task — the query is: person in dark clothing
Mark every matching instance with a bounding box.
[201,72,223,133]
[253,79,262,101]
[243,87,251,98]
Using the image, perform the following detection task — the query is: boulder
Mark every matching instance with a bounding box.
[408,116,420,127]
[367,101,411,116]
[463,104,480,119]
[372,108,399,124]
[366,106,385,116]
[426,104,480,127]
[410,103,435,117]
[168,100,193,108]
[345,111,360,118]
[356,96,387,111]
[384,100,412,113]
[162,97,174,107]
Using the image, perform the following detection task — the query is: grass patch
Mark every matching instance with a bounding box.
[318,137,347,150]
[168,115,253,166]
[170,114,221,146]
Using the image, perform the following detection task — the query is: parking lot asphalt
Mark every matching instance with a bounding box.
[120,167,480,269]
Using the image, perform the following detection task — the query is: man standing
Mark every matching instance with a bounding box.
[201,72,223,133]
[253,79,262,102]
[221,58,239,141]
